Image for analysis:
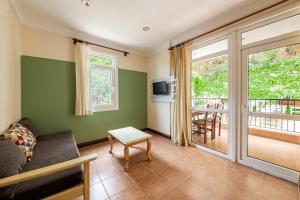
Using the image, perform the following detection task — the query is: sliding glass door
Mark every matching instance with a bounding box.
[240,17,300,181]
[189,10,300,182]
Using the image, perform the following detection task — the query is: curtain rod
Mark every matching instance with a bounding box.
[168,0,288,50]
[73,38,129,56]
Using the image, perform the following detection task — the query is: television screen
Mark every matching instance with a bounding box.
[153,81,167,95]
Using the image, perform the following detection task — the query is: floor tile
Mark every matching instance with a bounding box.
[96,163,124,181]
[90,183,109,200]
[256,174,298,200]
[127,163,155,183]
[136,174,174,200]
[157,165,191,187]
[110,186,147,200]
[158,188,190,200]
[102,173,134,196]
[175,176,215,200]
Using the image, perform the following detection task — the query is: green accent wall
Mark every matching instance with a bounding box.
[21,56,147,144]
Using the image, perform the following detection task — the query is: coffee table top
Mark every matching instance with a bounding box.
[108,127,152,145]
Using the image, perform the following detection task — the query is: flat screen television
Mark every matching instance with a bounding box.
[153,81,167,95]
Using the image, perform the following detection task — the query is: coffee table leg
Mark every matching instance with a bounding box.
[109,134,113,154]
[124,146,129,171]
[147,139,152,161]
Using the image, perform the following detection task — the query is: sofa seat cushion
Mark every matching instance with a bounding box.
[13,131,83,200]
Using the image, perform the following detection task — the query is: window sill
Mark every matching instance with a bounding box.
[92,106,119,113]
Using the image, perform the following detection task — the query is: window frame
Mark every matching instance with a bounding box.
[191,38,229,61]
[89,50,119,112]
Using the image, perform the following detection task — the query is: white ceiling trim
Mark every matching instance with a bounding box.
[9,0,24,23]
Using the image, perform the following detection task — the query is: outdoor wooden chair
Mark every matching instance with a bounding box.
[215,103,224,136]
[192,104,218,143]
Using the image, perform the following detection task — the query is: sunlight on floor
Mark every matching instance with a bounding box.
[192,129,300,171]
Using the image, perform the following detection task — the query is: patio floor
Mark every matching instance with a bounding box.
[192,129,300,171]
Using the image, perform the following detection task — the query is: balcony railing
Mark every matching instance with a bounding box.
[192,97,300,133]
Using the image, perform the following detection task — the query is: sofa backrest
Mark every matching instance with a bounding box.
[18,118,38,137]
[0,138,26,199]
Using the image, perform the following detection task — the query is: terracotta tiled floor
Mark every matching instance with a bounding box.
[192,128,300,171]
[192,130,228,154]
[78,132,298,200]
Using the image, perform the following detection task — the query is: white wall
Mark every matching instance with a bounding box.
[146,50,171,135]
[21,25,147,72]
[0,0,21,132]
[21,25,75,62]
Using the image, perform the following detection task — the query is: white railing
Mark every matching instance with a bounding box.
[192,97,300,133]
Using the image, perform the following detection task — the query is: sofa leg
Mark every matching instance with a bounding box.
[84,162,90,200]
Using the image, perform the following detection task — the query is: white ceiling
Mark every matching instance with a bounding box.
[17,0,282,55]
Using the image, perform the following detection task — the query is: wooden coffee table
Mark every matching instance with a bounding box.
[108,127,152,171]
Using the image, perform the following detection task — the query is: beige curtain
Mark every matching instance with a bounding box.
[75,42,92,116]
[170,44,191,146]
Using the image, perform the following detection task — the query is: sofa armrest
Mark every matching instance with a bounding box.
[0,154,97,188]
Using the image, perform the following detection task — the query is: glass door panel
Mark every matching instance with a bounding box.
[245,43,300,171]
[191,54,229,154]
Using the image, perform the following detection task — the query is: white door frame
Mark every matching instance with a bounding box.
[239,33,300,183]
[189,33,236,161]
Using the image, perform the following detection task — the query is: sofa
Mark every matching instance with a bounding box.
[0,118,97,200]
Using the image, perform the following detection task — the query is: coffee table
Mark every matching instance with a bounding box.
[108,127,152,171]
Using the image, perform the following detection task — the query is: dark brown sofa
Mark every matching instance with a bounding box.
[0,118,97,200]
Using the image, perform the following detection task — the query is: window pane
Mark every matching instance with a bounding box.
[242,14,300,46]
[247,43,300,171]
[248,43,300,100]
[192,39,228,60]
[191,54,229,154]
[91,68,113,106]
[90,55,113,66]
[192,54,228,99]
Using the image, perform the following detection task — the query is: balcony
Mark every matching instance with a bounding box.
[192,97,300,171]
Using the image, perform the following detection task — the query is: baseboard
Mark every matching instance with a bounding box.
[144,128,171,139]
[77,128,171,148]
[77,137,108,148]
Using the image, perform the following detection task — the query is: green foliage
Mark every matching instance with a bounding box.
[248,46,300,99]
[90,55,113,66]
[285,105,291,115]
[192,55,228,98]
[192,44,300,99]
[193,77,203,97]
[91,69,112,105]
[89,54,114,106]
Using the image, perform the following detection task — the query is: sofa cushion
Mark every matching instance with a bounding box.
[13,131,83,200]
[0,123,37,161]
[18,118,38,137]
[0,138,26,199]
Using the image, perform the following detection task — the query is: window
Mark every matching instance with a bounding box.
[242,14,300,46]
[192,39,228,60]
[89,51,118,112]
